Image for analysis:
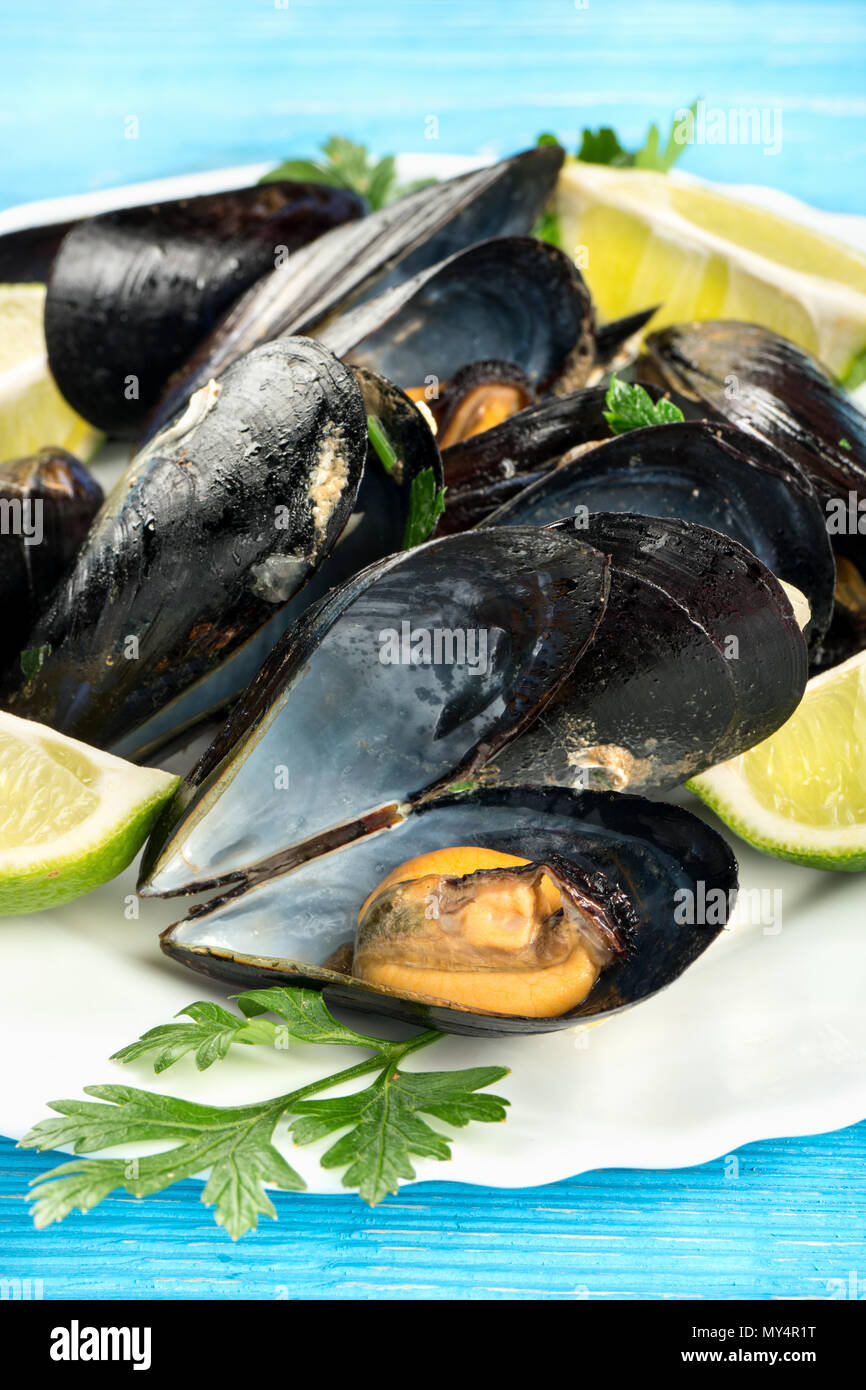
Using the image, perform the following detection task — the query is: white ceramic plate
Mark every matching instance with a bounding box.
[1,157,865,1196]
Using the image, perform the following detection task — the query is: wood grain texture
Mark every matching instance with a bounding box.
[2,1129,865,1299]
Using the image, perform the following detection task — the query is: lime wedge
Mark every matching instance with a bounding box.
[556,161,866,379]
[0,283,103,464]
[0,711,179,914]
[689,650,866,871]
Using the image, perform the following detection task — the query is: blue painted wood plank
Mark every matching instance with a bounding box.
[3,1128,865,1299]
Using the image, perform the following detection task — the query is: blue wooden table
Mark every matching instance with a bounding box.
[1,0,865,1299]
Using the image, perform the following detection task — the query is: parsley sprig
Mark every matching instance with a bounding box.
[21,987,508,1237]
[262,136,435,210]
[603,374,685,434]
[576,100,699,172]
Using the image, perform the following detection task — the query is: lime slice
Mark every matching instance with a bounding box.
[689,650,866,871]
[556,161,866,379]
[0,283,103,465]
[0,711,179,914]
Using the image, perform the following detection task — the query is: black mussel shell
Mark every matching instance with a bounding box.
[486,512,808,793]
[4,338,368,750]
[0,448,103,679]
[138,526,611,896]
[146,146,564,440]
[156,785,737,1037]
[437,382,673,533]
[112,366,444,764]
[643,321,866,523]
[483,419,835,652]
[45,181,362,438]
[318,236,594,397]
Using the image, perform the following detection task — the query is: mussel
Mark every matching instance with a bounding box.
[154,786,736,1037]
[318,236,595,398]
[45,181,362,438]
[643,320,866,666]
[134,522,803,1033]
[0,448,103,678]
[146,146,565,439]
[115,365,445,762]
[483,419,835,654]
[487,513,808,794]
[643,321,866,518]
[411,360,536,448]
[436,381,671,533]
[3,338,369,749]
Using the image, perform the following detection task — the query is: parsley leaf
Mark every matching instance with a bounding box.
[603,374,685,434]
[21,986,509,1233]
[292,1065,509,1206]
[842,346,866,393]
[578,126,629,167]
[23,1084,306,1239]
[576,100,698,172]
[20,644,51,681]
[402,467,446,549]
[262,136,435,210]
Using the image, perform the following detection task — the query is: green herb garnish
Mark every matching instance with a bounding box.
[840,437,852,451]
[21,986,508,1236]
[603,374,685,434]
[20,644,51,681]
[262,136,435,210]
[367,413,399,474]
[842,346,866,393]
[576,100,699,172]
[402,467,446,549]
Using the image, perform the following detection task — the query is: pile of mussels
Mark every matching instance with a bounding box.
[2,145,865,1036]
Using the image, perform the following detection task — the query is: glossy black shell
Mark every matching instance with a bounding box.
[4,338,368,749]
[45,181,362,437]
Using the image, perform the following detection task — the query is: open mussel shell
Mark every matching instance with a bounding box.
[643,321,866,520]
[44,181,362,439]
[318,236,594,397]
[146,146,564,440]
[483,419,835,652]
[139,526,611,895]
[4,338,368,750]
[0,447,103,679]
[485,513,808,794]
[156,786,737,1037]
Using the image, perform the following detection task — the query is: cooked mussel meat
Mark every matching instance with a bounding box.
[351,846,632,1018]
[0,447,103,678]
[45,181,362,438]
[407,360,536,447]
